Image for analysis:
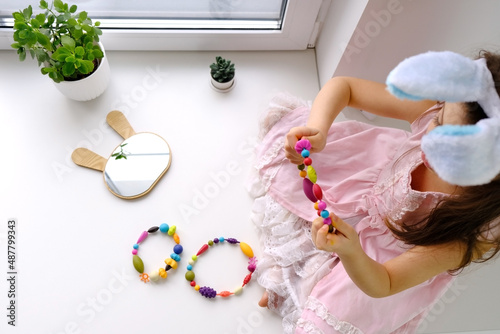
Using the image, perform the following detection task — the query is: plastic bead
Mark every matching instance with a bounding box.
[226,238,239,244]
[170,253,181,262]
[132,249,138,255]
[328,225,335,233]
[314,202,319,210]
[218,291,233,297]
[188,259,195,265]
[321,210,329,218]
[233,286,244,295]
[133,255,144,273]
[197,244,209,256]
[303,157,312,166]
[165,258,178,270]
[219,237,225,242]
[149,270,160,282]
[190,281,196,287]
[174,244,183,255]
[208,240,214,246]
[323,217,332,225]
[159,268,167,279]
[137,231,148,244]
[242,273,252,286]
[298,164,305,171]
[213,238,219,244]
[185,270,195,281]
[199,286,217,298]
[191,255,198,261]
[301,149,310,158]
[307,165,317,183]
[187,264,193,271]
[294,138,311,154]
[318,201,327,211]
[303,178,317,203]
[168,225,176,236]
[239,242,254,258]
[173,233,180,244]
[299,170,307,178]
[248,257,257,272]
[313,184,323,200]
[159,223,169,233]
[194,285,200,291]
[148,226,159,233]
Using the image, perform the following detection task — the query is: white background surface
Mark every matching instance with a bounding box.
[1,49,500,334]
[0,50,319,334]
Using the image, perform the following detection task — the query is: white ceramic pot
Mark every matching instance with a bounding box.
[53,43,111,101]
[210,76,235,93]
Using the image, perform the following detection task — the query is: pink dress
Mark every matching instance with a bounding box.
[249,97,454,334]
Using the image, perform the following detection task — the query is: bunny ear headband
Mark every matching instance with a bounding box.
[386,51,500,186]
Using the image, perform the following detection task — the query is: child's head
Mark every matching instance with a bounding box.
[387,50,500,186]
[387,50,500,271]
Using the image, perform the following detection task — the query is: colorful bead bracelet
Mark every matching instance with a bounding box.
[185,237,257,298]
[295,138,335,233]
[132,223,183,283]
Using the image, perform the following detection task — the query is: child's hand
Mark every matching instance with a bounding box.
[311,213,361,257]
[284,126,325,164]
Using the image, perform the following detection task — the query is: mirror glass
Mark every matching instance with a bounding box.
[104,133,172,199]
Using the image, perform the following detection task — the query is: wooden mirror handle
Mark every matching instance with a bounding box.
[106,110,136,139]
[71,148,107,172]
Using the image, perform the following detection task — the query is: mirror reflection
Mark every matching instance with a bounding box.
[104,133,171,198]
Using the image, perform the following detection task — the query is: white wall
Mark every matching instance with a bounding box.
[314,1,500,333]
[317,0,500,86]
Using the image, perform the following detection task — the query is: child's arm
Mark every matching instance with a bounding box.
[285,77,436,164]
[311,214,464,298]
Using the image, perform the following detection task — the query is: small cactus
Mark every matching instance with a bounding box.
[210,56,235,83]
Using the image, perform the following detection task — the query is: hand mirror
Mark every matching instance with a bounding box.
[71,111,172,199]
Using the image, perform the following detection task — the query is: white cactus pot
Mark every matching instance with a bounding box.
[210,76,236,93]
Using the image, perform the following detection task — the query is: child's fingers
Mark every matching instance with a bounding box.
[315,224,336,251]
[285,127,320,162]
[330,213,356,240]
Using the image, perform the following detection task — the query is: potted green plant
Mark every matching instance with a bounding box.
[11,0,110,101]
[210,56,235,92]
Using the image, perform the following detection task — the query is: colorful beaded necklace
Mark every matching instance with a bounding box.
[185,237,257,298]
[295,138,335,233]
[131,223,183,283]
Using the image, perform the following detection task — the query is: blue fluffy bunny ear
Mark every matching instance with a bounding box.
[421,120,500,186]
[386,51,488,103]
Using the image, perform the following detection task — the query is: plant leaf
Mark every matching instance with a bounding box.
[61,35,75,49]
[35,32,50,49]
[62,61,75,76]
[77,59,94,74]
[39,0,48,10]
[18,49,26,61]
[70,5,78,13]
[79,11,88,21]
[52,46,72,61]
[54,0,64,12]
[23,6,33,20]
[75,46,85,57]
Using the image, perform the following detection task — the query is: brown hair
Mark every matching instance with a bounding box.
[387,50,500,273]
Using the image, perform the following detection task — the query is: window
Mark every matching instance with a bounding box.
[0,0,326,50]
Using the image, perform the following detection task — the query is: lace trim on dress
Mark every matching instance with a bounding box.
[300,296,365,334]
[255,140,285,192]
[296,318,324,334]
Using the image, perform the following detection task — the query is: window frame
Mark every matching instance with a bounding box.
[0,0,324,51]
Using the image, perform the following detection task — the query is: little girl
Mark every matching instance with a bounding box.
[249,50,500,333]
